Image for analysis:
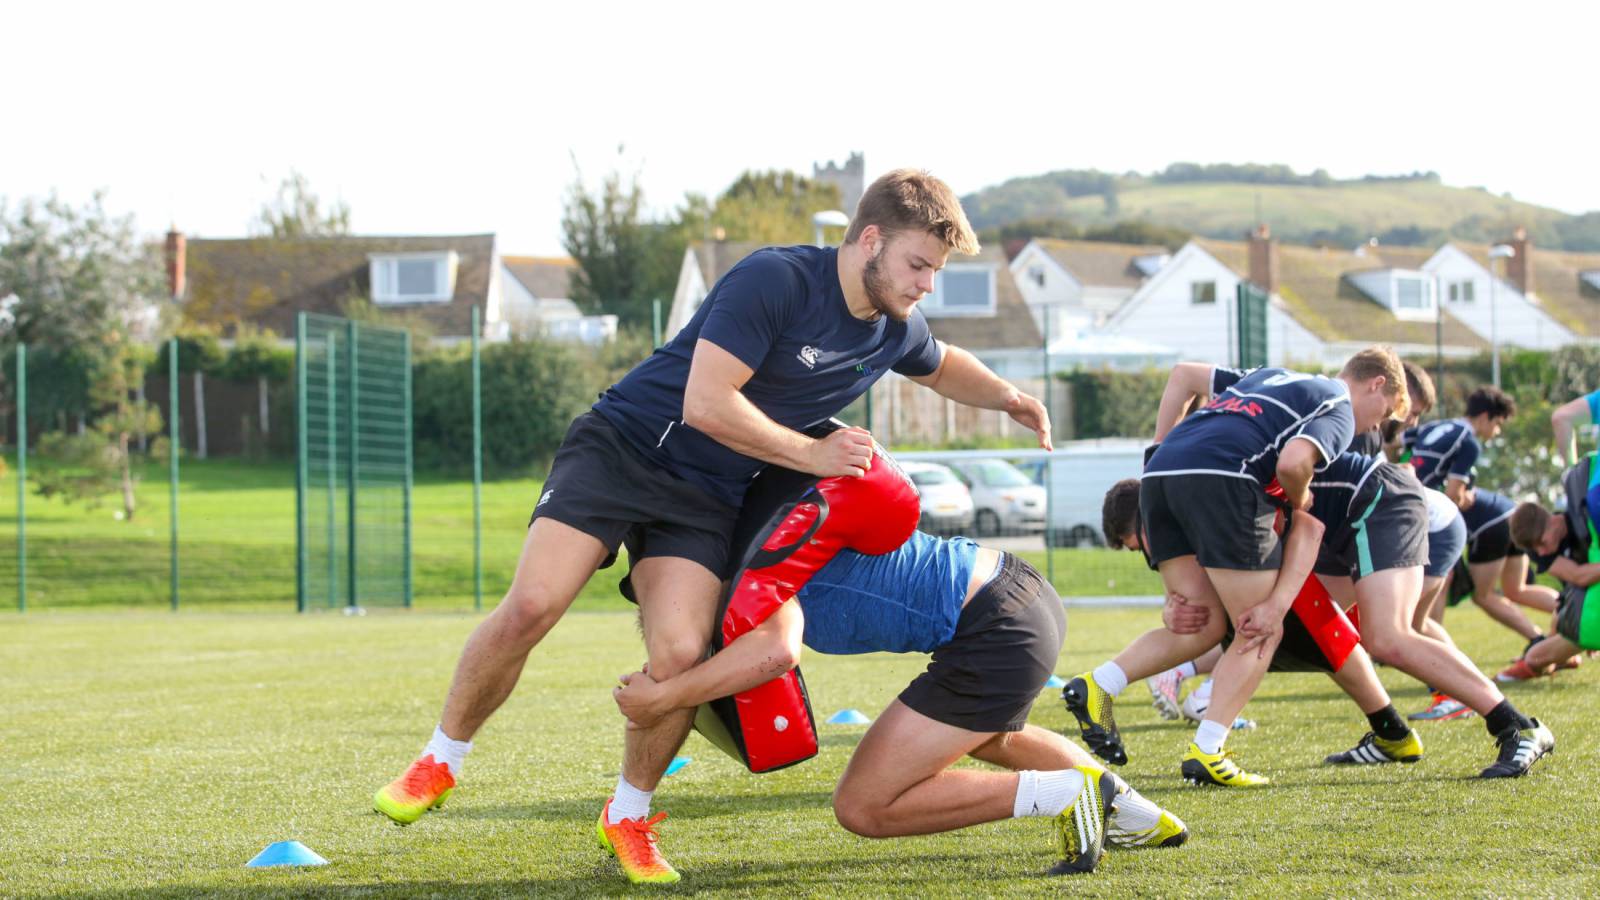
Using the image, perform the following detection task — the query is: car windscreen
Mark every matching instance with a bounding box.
[972,460,1030,487]
[909,469,954,486]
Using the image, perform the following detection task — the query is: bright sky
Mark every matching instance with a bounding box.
[6,0,1594,255]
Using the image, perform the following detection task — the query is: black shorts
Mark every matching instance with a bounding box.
[1314,465,1428,582]
[529,411,738,580]
[1221,600,1343,674]
[1466,516,1524,564]
[1140,473,1283,571]
[898,555,1065,733]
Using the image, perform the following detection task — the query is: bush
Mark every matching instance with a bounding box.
[1062,369,1167,439]
[412,337,608,474]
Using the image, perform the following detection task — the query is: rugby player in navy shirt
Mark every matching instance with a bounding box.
[1405,387,1559,678]
[1063,350,1407,786]
[370,169,1053,885]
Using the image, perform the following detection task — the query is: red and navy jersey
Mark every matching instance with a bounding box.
[1145,366,1356,486]
[1403,418,1480,489]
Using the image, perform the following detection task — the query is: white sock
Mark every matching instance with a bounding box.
[1192,677,1214,702]
[1175,660,1198,680]
[423,725,472,775]
[1194,719,1231,755]
[609,775,653,824]
[1092,662,1129,697]
[1012,768,1086,818]
[1106,773,1161,834]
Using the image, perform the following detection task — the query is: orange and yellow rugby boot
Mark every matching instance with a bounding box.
[596,798,681,884]
[373,754,456,825]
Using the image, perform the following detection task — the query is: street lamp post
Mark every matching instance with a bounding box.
[1487,243,1515,389]
[812,209,849,247]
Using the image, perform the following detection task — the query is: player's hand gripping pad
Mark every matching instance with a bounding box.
[692,442,920,773]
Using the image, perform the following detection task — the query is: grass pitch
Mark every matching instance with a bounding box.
[5,606,1598,898]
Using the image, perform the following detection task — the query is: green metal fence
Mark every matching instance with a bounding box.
[295,313,413,612]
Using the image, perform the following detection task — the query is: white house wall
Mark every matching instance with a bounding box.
[498,263,539,332]
[1425,245,1574,350]
[665,248,708,341]
[1267,303,1326,367]
[1102,244,1242,365]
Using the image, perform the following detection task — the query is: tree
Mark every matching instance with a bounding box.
[561,159,683,325]
[253,170,351,239]
[707,170,841,245]
[32,341,163,520]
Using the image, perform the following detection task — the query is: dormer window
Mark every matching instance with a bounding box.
[1190,281,1217,305]
[1581,271,1600,294]
[921,264,996,317]
[1347,268,1436,321]
[1132,253,1170,277]
[369,251,458,304]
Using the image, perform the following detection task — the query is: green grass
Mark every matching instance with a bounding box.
[0,458,1160,611]
[4,607,1597,897]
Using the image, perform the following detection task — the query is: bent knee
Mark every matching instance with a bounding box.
[497,587,570,638]
[832,798,890,838]
[645,635,712,679]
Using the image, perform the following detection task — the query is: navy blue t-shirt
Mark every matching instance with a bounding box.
[1404,418,1479,489]
[1462,488,1516,536]
[797,531,977,655]
[592,245,942,507]
[1145,366,1355,486]
[1309,451,1384,535]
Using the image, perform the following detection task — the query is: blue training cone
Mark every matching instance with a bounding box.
[664,756,692,776]
[827,708,872,725]
[1043,674,1066,689]
[246,840,329,868]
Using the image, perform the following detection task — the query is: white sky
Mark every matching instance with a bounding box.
[5,0,1594,255]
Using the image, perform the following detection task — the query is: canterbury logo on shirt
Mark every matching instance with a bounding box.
[797,345,821,369]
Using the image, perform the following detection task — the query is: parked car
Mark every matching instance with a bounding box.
[947,458,1047,536]
[899,461,975,535]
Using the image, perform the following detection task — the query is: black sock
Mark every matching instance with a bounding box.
[1366,705,1410,741]
[1484,700,1534,736]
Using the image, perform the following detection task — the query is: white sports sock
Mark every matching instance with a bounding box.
[423,725,472,775]
[1194,719,1231,756]
[609,775,653,824]
[1106,774,1161,835]
[1192,677,1215,702]
[1012,768,1086,818]
[1092,661,1130,697]
[1175,660,1198,680]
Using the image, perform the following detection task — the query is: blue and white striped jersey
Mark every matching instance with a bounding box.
[1403,418,1480,489]
[1146,366,1355,486]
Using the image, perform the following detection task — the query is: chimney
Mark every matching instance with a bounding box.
[164,228,186,301]
[1247,224,1277,294]
[1505,226,1533,296]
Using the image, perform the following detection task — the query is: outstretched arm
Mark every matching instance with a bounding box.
[1153,363,1216,442]
[613,599,805,729]
[1552,395,1594,468]
[907,342,1051,449]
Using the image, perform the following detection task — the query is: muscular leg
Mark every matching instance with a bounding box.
[1526,633,1584,670]
[622,555,722,791]
[1110,556,1229,680]
[441,519,610,739]
[1327,645,1392,714]
[970,724,1098,771]
[1467,558,1542,642]
[832,700,1021,837]
[1197,567,1282,728]
[1414,574,1458,647]
[1356,567,1504,714]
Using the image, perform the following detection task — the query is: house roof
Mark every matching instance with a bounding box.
[1195,238,1486,349]
[925,246,1043,351]
[1031,238,1170,289]
[684,241,1041,351]
[1437,242,1600,339]
[184,234,495,337]
[503,255,574,300]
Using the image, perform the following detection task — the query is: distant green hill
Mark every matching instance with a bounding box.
[961,164,1600,251]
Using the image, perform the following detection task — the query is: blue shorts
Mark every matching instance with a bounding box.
[1426,513,1467,578]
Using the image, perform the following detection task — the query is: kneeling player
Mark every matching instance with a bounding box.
[1505,454,1600,675]
[613,528,1186,876]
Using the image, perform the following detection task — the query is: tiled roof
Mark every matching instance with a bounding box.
[502,255,574,300]
[1033,238,1168,289]
[924,246,1043,351]
[1196,238,1485,348]
[184,234,495,337]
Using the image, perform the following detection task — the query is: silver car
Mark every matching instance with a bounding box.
[899,461,975,536]
[948,458,1047,536]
